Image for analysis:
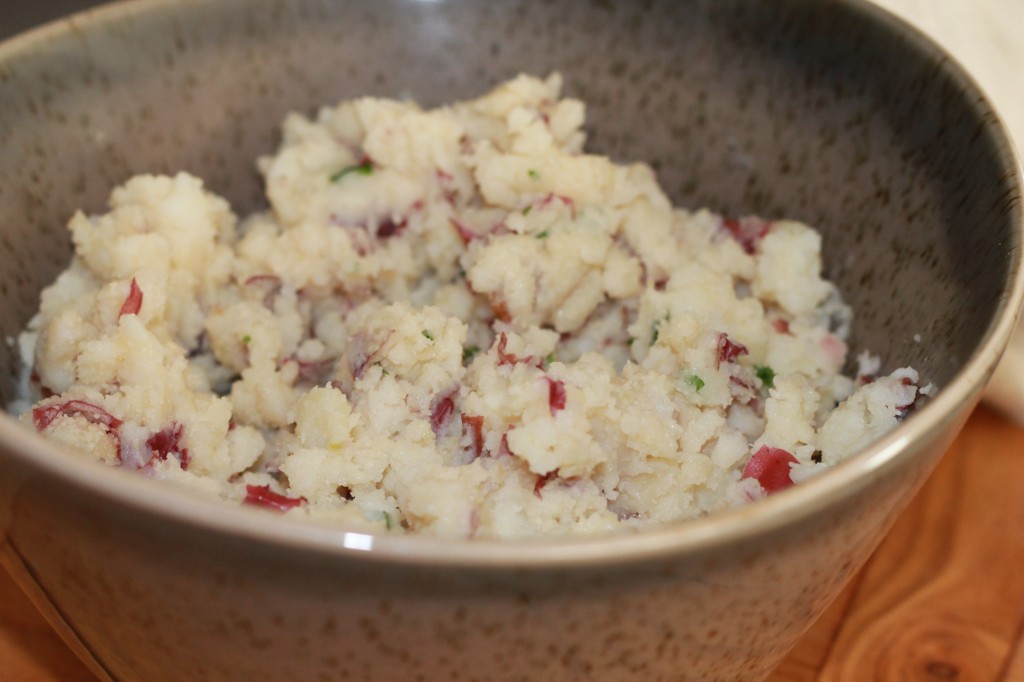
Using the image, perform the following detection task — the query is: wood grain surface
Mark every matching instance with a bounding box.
[769,406,1024,681]
[1,405,1022,681]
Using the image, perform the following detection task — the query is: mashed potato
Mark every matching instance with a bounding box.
[16,74,928,538]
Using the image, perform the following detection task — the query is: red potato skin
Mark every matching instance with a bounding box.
[243,484,306,512]
[742,446,798,493]
[119,278,143,317]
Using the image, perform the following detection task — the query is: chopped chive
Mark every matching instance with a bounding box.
[527,169,541,180]
[422,329,435,341]
[383,511,393,530]
[523,206,532,216]
[755,364,776,389]
[242,335,252,345]
[462,345,481,362]
[329,157,374,183]
[685,373,705,392]
[536,230,549,239]
[545,352,555,365]
[650,312,670,345]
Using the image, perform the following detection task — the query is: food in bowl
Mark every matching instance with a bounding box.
[14,74,928,538]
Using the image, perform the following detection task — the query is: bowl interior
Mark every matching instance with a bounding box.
[0,0,1018,464]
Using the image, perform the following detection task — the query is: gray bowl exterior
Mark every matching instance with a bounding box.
[0,1,1020,680]
[0,426,956,682]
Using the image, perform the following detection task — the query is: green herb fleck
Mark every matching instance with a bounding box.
[527,169,541,180]
[650,312,670,345]
[422,329,435,341]
[755,364,776,389]
[536,230,549,239]
[685,373,705,392]
[241,335,252,345]
[545,352,555,365]
[329,158,374,183]
[383,511,393,530]
[523,206,532,216]
[627,338,635,347]
[462,345,481,362]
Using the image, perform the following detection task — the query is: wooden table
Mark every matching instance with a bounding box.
[770,406,1024,680]
[2,405,1022,681]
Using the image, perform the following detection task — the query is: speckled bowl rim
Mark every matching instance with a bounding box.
[0,0,1021,569]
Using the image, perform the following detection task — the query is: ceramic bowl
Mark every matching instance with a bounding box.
[0,1,1021,680]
